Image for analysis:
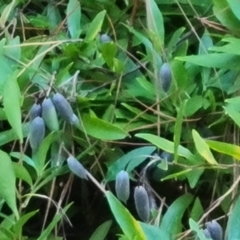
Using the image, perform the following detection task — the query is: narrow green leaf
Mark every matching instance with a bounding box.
[192,130,218,165]
[10,152,37,171]
[206,140,240,160]
[176,53,240,69]
[81,114,128,140]
[227,195,240,239]
[145,0,164,44]
[123,25,154,58]
[190,197,204,222]
[210,38,240,55]
[85,10,106,42]
[37,203,72,240]
[0,122,29,147]
[174,101,186,162]
[105,191,146,240]
[105,146,156,182]
[35,131,62,175]
[12,163,32,186]
[224,105,240,128]
[212,0,240,35]
[139,222,170,239]
[14,210,38,236]
[160,193,193,236]
[3,73,23,143]
[227,0,240,21]
[67,0,81,39]
[135,133,194,160]
[89,220,112,240]
[189,218,210,240]
[6,37,21,62]
[0,150,19,219]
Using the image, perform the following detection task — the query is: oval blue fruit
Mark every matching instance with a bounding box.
[202,228,211,239]
[52,93,74,123]
[115,170,130,203]
[100,34,112,43]
[42,98,59,131]
[206,220,223,240]
[67,156,88,180]
[29,116,45,152]
[159,63,172,92]
[71,113,80,126]
[29,103,41,121]
[134,186,150,222]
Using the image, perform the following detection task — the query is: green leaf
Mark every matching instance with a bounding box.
[160,193,193,236]
[81,114,128,140]
[13,210,38,236]
[67,0,81,39]
[37,203,72,240]
[3,72,23,143]
[135,133,194,160]
[174,100,186,161]
[123,25,154,58]
[176,53,240,69]
[190,197,204,222]
[145,0,164,44]
[227,0,240,21]
[224,105,240,128]
[192,130,218,165]
[212,0,240,35]
[139,222,170,239]
[189,218,210,240]
[206,140,240,160]
[89,220,112,240]
[100,42,118,69]
[210,38,240,55]
[105,146,156,182]
[12,163,32,186]
[6,37,21,62]
[0,151,19,219]
[35,131,62,175]
[105,191,146,240]
[0,122,29,147]
[227,195,240,239]
[184,96,203,117]
[10,152,37,171]
[85,10,106,42]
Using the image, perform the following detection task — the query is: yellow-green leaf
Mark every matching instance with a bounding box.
[206,140,240,160]
[3,72,23,143]
[106,191,146,240]
[192,130,218,165]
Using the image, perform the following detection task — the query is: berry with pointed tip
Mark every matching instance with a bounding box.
[67,156,88,180]
[52,93,74,123]
[134,186,150,222]
[29,117,45,152]
[29,103,41,121]
[206,220,223,240]
[159,63,172,92]
[42,98,59,131]
[115,170,130,203]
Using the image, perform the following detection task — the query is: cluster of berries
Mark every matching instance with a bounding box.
[115,170,156,222]
[29,93,79,152]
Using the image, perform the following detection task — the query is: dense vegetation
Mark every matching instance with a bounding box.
[0,0,240,239]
